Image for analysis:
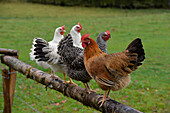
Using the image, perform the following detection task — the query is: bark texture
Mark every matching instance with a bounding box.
[1,55,143,113]
[0,48,18,56]
[2,68,11,113]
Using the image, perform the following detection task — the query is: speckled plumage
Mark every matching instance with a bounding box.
[96,32,108,53]
[96,31,111,53]
[57,34,91,83]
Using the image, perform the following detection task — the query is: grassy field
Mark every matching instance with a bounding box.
[0,2,169,113]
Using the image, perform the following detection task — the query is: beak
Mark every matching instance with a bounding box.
[63,30,66,32]
[80,40,82,43]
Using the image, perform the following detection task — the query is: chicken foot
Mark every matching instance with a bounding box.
[83,83,93,93]
[68,77,77,85]
[62,73,77,85]
[51,70,59,79]
[97,89,111,107]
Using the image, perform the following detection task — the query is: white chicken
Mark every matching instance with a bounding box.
[29,25,66,80]
[70,23,83,48]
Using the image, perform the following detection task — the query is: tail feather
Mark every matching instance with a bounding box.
[29,38,37,60]
[126,38,141,50]
[29,38,50,68]
[126,38,145,68]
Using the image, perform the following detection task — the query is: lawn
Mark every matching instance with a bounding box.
[0,2,169,113]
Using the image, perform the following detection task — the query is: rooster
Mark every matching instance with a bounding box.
[57,31,111,92]
[81,34,145,107]
[29,25,67,81]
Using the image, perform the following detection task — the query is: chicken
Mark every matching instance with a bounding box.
[70,22,83,48]
[81,34,145,107]
[57,34,91,91]
[29,25,67,81]
[57,31,111,92]
[96,30,111,53]
[31,23,83,84]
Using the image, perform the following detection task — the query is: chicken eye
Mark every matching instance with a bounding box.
[76,26,79,28]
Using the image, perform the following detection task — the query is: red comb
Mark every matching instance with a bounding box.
[106,30,110,35]
[78,23,82,28]
[81,34,90,41]
[61,25,65,30]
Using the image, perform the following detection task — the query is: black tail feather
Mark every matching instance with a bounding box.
[33,38,50,61]
[126,38,145,66]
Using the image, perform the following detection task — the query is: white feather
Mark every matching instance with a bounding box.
[29,27,65,73]
[70,25,83,49]
[36,61,50,69]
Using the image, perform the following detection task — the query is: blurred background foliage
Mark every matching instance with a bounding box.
[1,0,170,8]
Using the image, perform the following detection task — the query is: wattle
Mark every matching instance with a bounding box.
[82,43,87,48]
[60,32,64,35]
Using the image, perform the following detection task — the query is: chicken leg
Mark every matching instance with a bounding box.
[51,70,59,79]
[63,73,68,83]
[50,68,52,75]
[83,83,93,93]
[97,89,111,107]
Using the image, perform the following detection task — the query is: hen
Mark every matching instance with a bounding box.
[57,31,111,92]
[29,25,67,81]
[70,22,83,48]
[58,34,91,90]
[82,34,145,107]
[96,30,111,53]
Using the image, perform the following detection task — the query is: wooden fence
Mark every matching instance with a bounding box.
[0,48,143,113]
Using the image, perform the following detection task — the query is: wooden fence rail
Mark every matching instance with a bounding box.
[0,48,143,113]
[0,48,18,56]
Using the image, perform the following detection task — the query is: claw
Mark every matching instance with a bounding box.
[50,70,59,80]
[68,78,77,85]
[63,81,70,84]
[83,83,94,94]
[97,90,111,107]
[97,95,103,100]
[85,88,94,94]
[51,75,58,79]
[97,96,106,107]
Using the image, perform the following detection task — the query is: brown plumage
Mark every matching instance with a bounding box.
[81,34,145,107]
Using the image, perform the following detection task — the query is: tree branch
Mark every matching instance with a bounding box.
[1,55,143,113]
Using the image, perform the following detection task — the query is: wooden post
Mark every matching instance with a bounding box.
[2,68,11,113]
[0,49,19,113]
[9,53,18,110]
[9,67,17,111]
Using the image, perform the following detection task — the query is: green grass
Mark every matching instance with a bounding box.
[0,2,170,113]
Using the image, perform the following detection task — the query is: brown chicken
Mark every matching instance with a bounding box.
[81,34,145,107]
